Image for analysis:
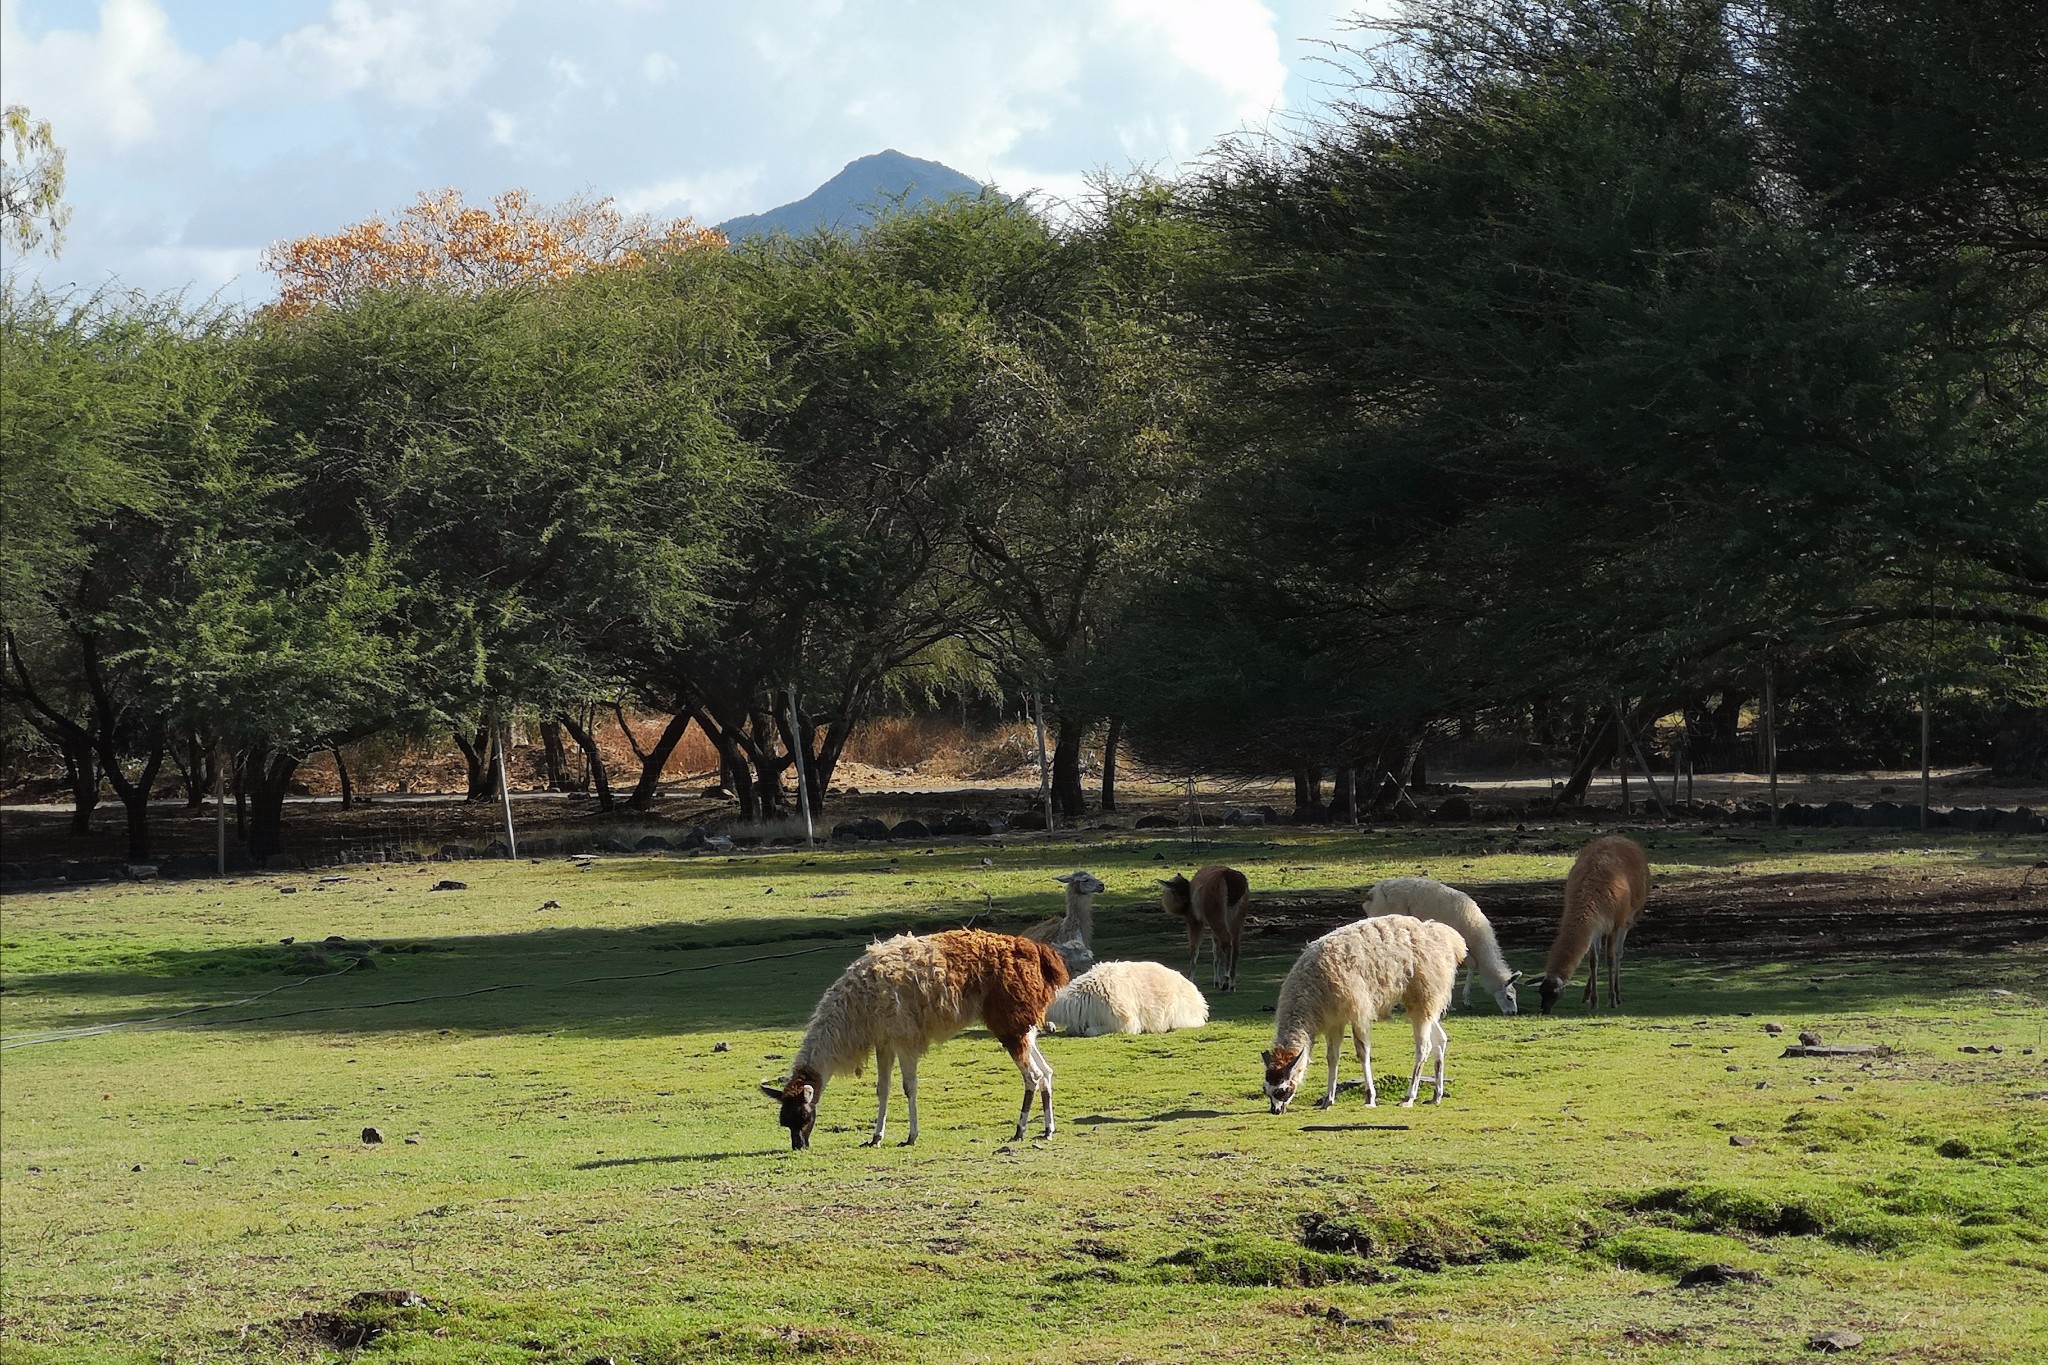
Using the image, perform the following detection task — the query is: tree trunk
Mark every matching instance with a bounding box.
[1051,715,1087,820]
[332,745,354,810]
[1561,713,1620,804]
[1405,748,1426,792]
[556,711,614,811]
[61,734,98,834]
[245,748,301,864]
[177,730,210,809]
[810,718,852,811]
[453,726,498,803]
[539,721,569,792]
[1329,763,1357,821]
[625,712,694,810]
[233,751,247,838]
[103,740,166,862]
[1292,762,1325,821]
[1100,717,1122,812]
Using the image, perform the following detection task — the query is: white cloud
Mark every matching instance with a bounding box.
[2,0,1357,304]
[616,169,765,225]
[1108,0,1287,122]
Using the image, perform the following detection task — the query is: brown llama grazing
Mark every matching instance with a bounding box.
[1539,835,1650,1015]
[1158,864,1250,991]
[761,929,1069,1149]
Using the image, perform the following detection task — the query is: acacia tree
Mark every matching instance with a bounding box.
[0,105,70,256]
[255,246,766,831]
[622,196,1043,818]
[1175,0,2044,788]
[957,179,1209,819]
[262,188,725,315]
[0,290,236,856]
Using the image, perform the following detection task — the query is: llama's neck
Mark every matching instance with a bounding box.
[783,1058,827,1097]
[1270,977,1317,1053]
[1469,920,1515,987]
[1544,912,1598,981]
[1060,891,1096,944]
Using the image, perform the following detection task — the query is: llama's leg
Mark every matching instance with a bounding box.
[1609,922,1632,1008]
[1316,1028,1343,1108]
[1225,931,1241,993]
[1460,964,1472,1008]
[1189,924,1206,979]
[864,1048,894,1146]
[1433,1017,1450,1102]
[1007,1037,1037,1141]
[1582,934,1602,1009]
[1400,1016,1430,1107]
[1358,1019,1378,1106]
[1028,1033,1055,1139]
[899,1053,921,1146]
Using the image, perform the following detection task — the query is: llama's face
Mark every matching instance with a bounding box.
[1496,970,1522,1015]
[1057,870,1105,896]
[1156,875,1192,920]
[1539,974,1565,1015]
[762,1080,817,1149]
[1262,1047,1306,1114]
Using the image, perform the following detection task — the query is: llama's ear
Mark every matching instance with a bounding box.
[1054,872,1074,884]
[799,1083,815,1104]
[1261,1049,1275,1066]
[1507,970,1524,986]
[760,1081,786,1101]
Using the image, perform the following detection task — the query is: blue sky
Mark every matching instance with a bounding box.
[1,0,1387,305]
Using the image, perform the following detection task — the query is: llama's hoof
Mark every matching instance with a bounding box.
[1314,1095,1336,1110]
[1398,1099,1416,1108]
[898,1136,917,1147]
[860,1135,884,1148]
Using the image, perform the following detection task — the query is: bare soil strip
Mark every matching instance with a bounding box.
[1253,867,2048,957]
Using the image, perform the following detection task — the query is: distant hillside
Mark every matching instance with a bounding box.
[720,150,985,239]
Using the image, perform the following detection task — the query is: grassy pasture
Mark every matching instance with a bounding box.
[2,827,2044,1363]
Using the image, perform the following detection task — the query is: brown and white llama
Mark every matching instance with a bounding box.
[1261,915,1466,1112]
[1022,870,1104,975]
[1158,864,1250,991]
[761,928,1069,1149]
[1538,835,1650,1015]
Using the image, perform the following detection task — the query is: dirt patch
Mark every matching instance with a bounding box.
[1252,868,2048,957]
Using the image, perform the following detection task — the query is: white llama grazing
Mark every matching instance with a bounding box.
[1261,915,1466,1112]
[761,928,1068,1148]
[1364,876,1520,1014]
[1023,870,1104,975]
[1046,961,1209,1036]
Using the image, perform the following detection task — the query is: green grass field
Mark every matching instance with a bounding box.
[3,827,2044,1363]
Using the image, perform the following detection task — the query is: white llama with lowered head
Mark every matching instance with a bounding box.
[1364,876,1520,1014]
[1261,914,1465,1112]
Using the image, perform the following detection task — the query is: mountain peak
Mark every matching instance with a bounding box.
[720,151,984,239]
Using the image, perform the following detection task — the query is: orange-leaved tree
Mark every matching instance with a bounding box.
[261,188,725,313]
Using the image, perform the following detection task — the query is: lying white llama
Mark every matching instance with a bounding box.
[1023,870,1104,975]
[1363,876,1520,1014]
[1261,914,1465,1112]
[1157,864,1250,991]
[761,928,1068,1148]
[1046,961,1209,1036]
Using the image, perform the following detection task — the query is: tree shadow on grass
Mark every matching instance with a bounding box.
[6,842,2043,1041]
